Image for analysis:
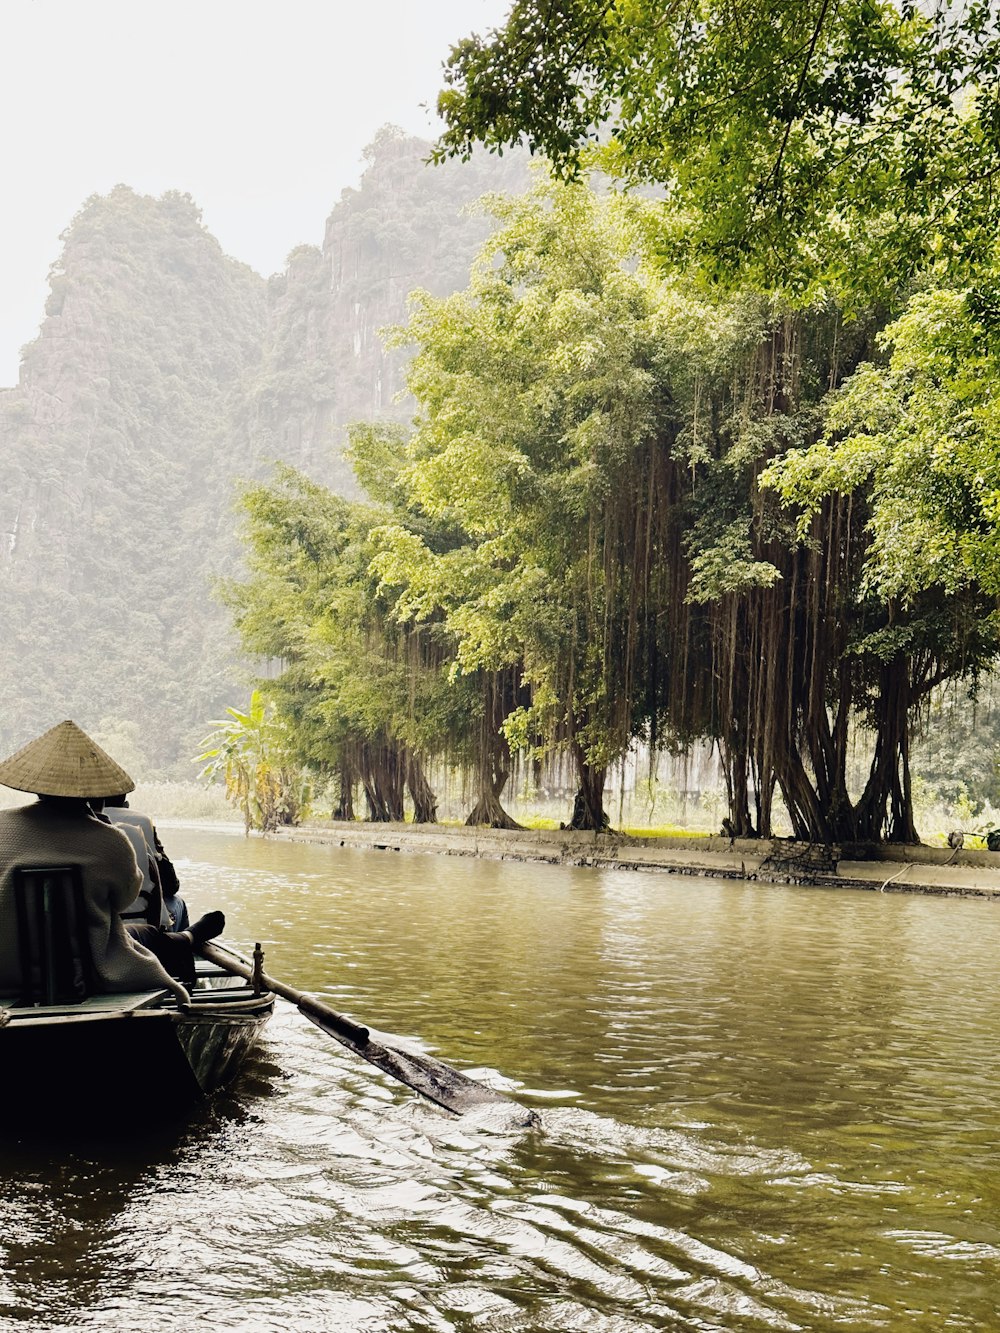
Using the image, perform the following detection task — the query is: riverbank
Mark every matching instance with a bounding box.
[275,821,1000,899]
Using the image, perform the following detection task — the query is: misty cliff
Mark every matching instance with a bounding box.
[252,126,527,493]
[0,134,525,768]
[0,185,267,765]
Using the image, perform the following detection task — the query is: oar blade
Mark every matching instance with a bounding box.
[200,940,517,1117]
[298,1005,509,1115]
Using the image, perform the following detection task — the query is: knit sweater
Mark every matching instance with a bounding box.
[0,800,189,1004]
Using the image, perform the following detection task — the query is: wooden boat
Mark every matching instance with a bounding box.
[0,868,528,1126]
[0,953,274,1123]
[0,869,274,1124]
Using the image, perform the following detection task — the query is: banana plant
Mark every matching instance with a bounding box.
[197,690,309,834]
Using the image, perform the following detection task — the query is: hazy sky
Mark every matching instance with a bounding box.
[0,0,512,385]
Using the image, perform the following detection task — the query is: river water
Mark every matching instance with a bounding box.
[1,826,998,1332]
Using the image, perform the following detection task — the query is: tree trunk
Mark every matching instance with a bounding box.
[406,751,438,824]
[719,733,756,837]
[466,777,521,828]
[360,740,406,822]
[889,719,918,843]
[751,756,776,840]
[466,672,522,828]
[568,744,610,831]
[773,744,831,842]
[332,760,355,821]
[855,660,919,843]
[361,774,389,822]
[466,749,521,828]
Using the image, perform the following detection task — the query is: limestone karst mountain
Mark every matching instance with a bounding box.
[250,125,527,493]
[0,131,525,769]
[0,185,268,768]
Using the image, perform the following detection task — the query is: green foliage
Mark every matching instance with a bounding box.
[435,2,1000,301]
[350,174,996,840]
[223,462,476,797]
[764,288,1000,602]
[370,181,729,767]
[685,520,783,603]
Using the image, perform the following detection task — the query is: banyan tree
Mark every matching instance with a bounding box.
[655,311,1000,844]
[370,179,998,842]
[220,178,1000,844]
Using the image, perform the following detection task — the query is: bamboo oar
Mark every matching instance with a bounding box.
[198,940,513,1116]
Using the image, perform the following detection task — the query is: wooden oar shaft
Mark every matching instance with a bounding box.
[198,940,370,1043]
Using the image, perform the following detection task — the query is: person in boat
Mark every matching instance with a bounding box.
[161,878,189,933]
[100,809,171,929]
[97,794,188,931]
[86,795,223,981]
[0,720,221,1002]
[84,802,217,982]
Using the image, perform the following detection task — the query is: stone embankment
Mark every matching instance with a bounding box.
[276,823,1000,900]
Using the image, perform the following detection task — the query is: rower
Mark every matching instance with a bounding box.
[0,720,191,1006]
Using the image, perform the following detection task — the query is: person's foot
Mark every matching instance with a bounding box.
[188,910,226,945]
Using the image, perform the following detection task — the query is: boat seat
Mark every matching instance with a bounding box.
[13,864,95,1006]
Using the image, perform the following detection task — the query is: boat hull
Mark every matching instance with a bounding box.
[174,994,275,1093]
[0,960,274,1124]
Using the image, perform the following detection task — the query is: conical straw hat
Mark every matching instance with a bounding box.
[0,720,135,797]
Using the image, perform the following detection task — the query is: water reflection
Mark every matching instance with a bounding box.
[0,1067,275,1328]
[4,826,1000,1331]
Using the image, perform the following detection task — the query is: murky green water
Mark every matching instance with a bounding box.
[1,825,999,1331]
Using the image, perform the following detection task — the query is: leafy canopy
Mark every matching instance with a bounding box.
[369,182,761,765]
[435,2,1000,299]
[225,462,476,778]
[762,287,1000,605]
